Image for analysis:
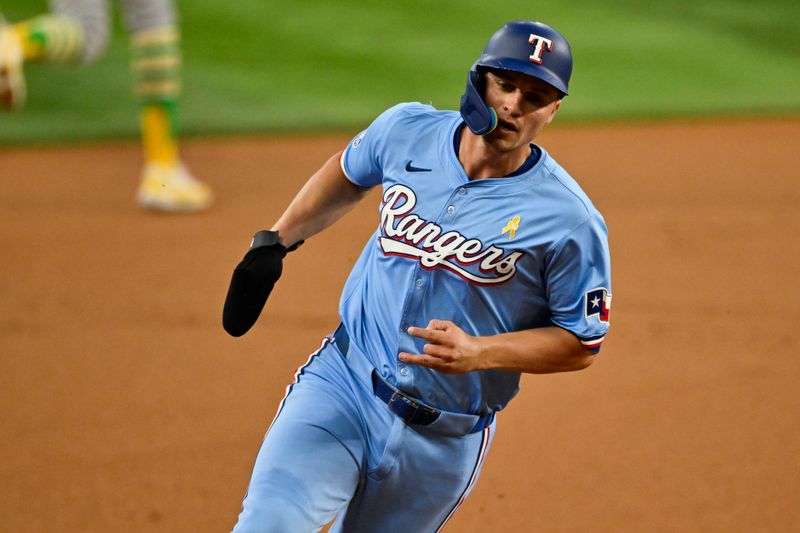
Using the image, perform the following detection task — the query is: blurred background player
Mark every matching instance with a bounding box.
[0,1,213,212]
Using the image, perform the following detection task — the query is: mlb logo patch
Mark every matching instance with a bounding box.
[585,288,611,323]
[352,131,366,148]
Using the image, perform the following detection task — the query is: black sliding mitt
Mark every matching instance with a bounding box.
[222,230,302,337]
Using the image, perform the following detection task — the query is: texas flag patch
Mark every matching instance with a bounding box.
[585,288,612,323]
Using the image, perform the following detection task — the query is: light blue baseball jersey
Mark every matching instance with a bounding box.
[339,102,611,416]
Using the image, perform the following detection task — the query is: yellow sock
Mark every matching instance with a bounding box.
[13,15,84,63]
[131,27,182,167]
[141,102,178,166]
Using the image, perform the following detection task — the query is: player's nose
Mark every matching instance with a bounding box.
[502,90,525,116]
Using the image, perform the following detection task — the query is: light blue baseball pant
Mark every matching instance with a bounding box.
[231,330,495,532]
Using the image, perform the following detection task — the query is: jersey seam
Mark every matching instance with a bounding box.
[545,211,595,257]
[547,160,594,216]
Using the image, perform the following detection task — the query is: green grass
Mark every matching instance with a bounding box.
[1,0,799,143]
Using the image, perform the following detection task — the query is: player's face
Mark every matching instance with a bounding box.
[482,70,562,153]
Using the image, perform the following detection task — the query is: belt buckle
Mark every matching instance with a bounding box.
[387,390,440,425]
[390,390,418,410]
[418,404,439,418]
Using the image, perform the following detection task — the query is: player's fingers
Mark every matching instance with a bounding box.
[407,326,449,345]
[423,343,454,361]
[427,319,453,331]
[398,352,446,370]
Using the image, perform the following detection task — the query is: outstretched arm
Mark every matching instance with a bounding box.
[223,151,371,337]
[271,151,372,247]
[400,320,594,375]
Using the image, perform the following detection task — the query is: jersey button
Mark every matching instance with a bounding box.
[415,278,423,288]
[399,365,409,376]
[458,188,466,195]
[447,205,455,214]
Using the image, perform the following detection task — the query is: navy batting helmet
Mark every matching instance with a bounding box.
[460,20,573,135]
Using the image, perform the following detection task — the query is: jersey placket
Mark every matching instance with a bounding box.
[395,185,470,392]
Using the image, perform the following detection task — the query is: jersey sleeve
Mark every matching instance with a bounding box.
[339,103,409,188]
[545,213,612,354]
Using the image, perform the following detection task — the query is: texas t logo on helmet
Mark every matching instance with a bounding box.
[528,34,554,64]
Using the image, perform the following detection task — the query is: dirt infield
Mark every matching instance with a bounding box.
[1,118,798,532]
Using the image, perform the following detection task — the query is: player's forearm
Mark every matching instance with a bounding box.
[478,326,594,374]
[271,151,370,247]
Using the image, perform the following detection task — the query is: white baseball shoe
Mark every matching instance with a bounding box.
[136,162,214,213]
[0,14,26,109]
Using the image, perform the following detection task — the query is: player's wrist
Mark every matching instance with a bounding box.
[262,228,303,252]
[471,335,493,371]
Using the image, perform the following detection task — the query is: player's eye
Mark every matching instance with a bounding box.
[498,81,515,92]
[524,90,556,107]
[524,93,545,106]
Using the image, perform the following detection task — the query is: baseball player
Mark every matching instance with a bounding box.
[223,19,612,532]
[0,0,212,212]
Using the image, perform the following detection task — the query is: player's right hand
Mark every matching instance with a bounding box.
[222,230,290,337]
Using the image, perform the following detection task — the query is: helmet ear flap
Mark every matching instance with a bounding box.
[459,68,498,136]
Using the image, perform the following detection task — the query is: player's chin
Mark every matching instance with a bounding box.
[484,135,520,154]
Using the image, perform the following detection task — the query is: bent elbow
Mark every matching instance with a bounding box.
[548,350,595,374]
[572,351,595,371]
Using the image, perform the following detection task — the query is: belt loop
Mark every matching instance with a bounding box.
[471,411,495,433]
[332,324,350,357]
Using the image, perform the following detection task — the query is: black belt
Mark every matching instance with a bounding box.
[332,325,494,432]
[371,369,441,426]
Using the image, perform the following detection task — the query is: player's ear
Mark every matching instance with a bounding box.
[545,99,561,125]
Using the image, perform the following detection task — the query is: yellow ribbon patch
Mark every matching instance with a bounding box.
[502,215,521,239]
